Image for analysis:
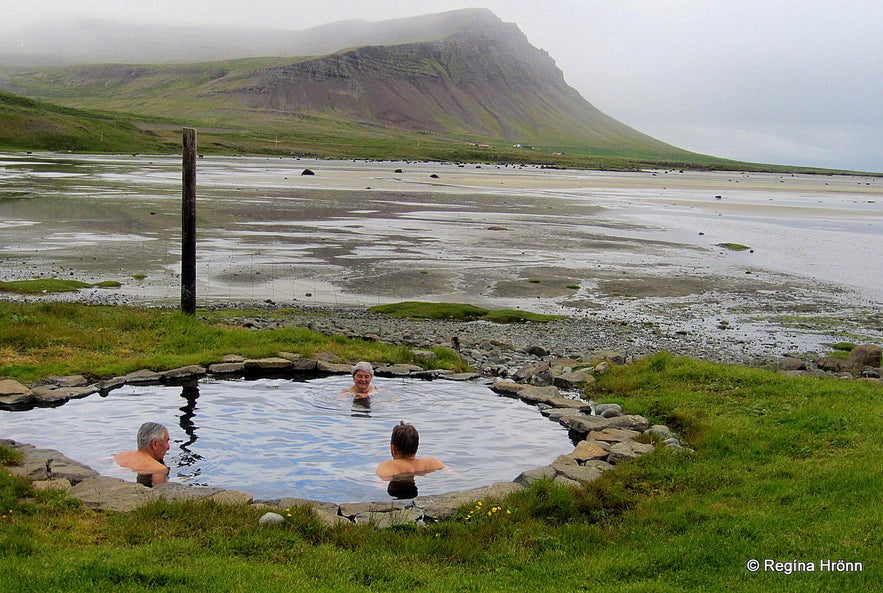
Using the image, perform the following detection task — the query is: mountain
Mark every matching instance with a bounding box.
[0,9,701,164]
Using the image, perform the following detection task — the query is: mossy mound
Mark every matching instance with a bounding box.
[368,301,560,323]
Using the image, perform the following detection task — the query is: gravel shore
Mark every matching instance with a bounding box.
[5,284,881,367]
[195,298,874,367]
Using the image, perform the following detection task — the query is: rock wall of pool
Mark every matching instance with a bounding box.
[1,358,689,524]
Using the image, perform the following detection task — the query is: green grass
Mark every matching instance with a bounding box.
[0,86,861,174]
[0,278,123,294]
[2,347,881,591]
[0,302,468,383]
[716,243,752,251]
[368,301,560,323]
[0,90,178,154]
[481,309,561,323]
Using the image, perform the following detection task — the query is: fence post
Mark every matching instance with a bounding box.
[181,128,197,314]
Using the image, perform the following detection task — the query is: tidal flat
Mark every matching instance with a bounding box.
[1,152,881,361]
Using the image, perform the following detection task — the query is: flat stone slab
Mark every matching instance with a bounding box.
[415,482,524,521]
[608,440,655,464]
[588,428,641,443]
[354,507,424,527]
[161,365,206,380]
[0,379,32,405]
[571,439,610,461]
[244,357,293,369]
[31,385,98,403]
[564,413,650,434]
[69,476,159,512]
[5,444,98,483]
[208,362,246,374]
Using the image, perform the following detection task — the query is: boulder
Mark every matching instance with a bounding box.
[777,357,807,371]
[412,350,437,362]
[377,363,424,376]
[208,362,246,374]
[69,476,158,512]
[416,482,523,521]
[31,385,97,403]
[513,361,550,383]
[553,369,595,389]
[608,441,655,464]
[160,365,206,380]
[259,512,286,526]
[120,369,164,383]
[517,385,561,405]
[570,440,609,462]
[644,425,676,441]
[244,357,293,370]
[814,356,850,373]
[588,428,641,443]
[847,344,882,370]
[513,466,557,486]
[587,350,626,365]
[353,507,424,528]
[554,464,604,485]
[47,375,88,387]
[489,381,525,397]
[594,403,623,417]
[564,413,650,435]
[542,407,584,422]
[315,360,351,373]
[0,379,32,405]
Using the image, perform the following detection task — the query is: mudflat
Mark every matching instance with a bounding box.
[1,153,881,360]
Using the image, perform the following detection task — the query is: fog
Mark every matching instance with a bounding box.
[2,0,881,172]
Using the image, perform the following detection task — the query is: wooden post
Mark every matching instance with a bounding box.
[181,128,197,314]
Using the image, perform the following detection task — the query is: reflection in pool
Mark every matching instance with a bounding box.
[1,376,576,502]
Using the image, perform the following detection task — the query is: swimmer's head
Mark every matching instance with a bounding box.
[391,421,419,456]
[352,361,374,377]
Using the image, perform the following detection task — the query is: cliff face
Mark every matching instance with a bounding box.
[0,9,683,154]
[203,11,670,149]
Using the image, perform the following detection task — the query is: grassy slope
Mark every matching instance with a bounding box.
[1,303,881,591]
[0,60,848,173]
[0,91,179,153]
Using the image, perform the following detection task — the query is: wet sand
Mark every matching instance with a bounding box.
[1,153,882,360]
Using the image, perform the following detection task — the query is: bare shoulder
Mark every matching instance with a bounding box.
[419,457,446,472]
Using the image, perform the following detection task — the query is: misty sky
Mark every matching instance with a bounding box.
[2,0,881,172]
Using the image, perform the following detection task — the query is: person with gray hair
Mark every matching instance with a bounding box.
[342,361,376,399]
[114,422,170,487]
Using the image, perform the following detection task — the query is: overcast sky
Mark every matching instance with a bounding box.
[3,0,882,172]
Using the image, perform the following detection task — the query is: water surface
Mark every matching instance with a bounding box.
[1,376,576,502]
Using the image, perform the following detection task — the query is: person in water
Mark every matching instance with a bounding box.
[114,422,170,487]
[343,361,376,399]
[376,421,445,480]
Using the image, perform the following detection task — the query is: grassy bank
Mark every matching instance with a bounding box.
[2,303,882,591]
[0,302,467,384]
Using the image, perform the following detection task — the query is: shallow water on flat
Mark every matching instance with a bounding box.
[2,153,881,309]
[1,376,576,502]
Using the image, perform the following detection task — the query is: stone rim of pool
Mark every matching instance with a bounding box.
[1,358,690,524]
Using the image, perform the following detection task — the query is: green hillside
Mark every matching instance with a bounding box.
[0,10,866,173]
[0,91,177,153]
[0,8,734,170]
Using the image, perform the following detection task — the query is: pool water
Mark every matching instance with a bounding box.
[1,376,576,502]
